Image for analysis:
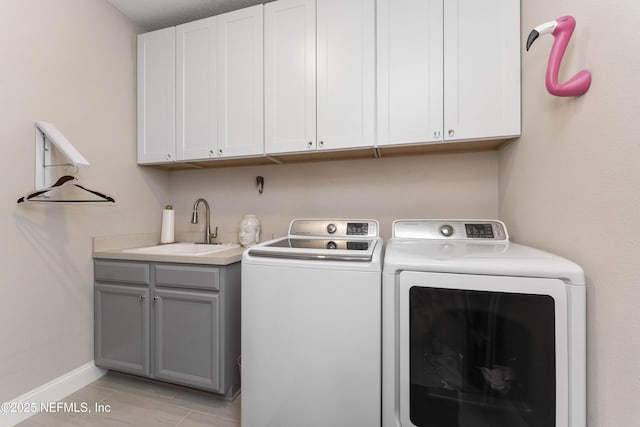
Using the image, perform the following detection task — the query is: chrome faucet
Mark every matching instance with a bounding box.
[190,198,218,244]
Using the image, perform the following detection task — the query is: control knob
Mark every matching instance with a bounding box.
[327,241,337,250]
[439,224,454,237]
[327,223,337,234]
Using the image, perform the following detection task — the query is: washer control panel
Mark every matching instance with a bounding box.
[289,219,379,238]
[394,220,508,241]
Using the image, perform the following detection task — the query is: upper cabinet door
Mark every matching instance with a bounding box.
[137,27,176,164]
[264,0,316,155]
[443,0,521,141]
[377,0,443,147]
[217,5,264,158]
[317,0,375,150]
[176,17,218,161]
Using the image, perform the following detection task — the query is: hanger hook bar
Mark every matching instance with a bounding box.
[43,163,79,174]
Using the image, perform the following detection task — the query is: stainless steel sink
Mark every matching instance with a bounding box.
[123,242,240,256]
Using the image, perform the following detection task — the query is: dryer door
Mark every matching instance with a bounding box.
[397,271,569,427]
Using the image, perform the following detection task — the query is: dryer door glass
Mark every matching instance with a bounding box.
[409,287,555,427]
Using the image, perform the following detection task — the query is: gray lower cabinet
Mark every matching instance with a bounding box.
[94,259,241,399]
[94,283,150,377]
[154,288,220,390]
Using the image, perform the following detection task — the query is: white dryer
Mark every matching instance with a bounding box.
[382,219,585,427]
[242,219,382,427]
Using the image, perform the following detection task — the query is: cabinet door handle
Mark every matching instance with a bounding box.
[307,141,314,149]
[209,150,214,156]
[218,149,223,155]
[166,154,172,160]
[139,295,146,301]
[318,141,324,148]
[434,131,441,139]
[153,296,159,302]
[448,129,455,137]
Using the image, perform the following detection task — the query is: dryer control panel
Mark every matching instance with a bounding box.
[393,219,508,241]
[289,219,379,238]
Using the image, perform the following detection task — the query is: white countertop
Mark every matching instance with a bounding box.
[92,232,245,265]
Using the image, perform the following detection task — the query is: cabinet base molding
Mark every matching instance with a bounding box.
[377,137,517,158]
[0,362,107,426]
[141,137,517,170]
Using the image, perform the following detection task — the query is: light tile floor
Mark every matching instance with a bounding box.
[17,372,240,427]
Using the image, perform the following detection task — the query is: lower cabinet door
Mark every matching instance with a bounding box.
[153,288,222,392]
[94,283,150,376]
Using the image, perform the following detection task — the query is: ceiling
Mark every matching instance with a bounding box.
[106,0,267,32]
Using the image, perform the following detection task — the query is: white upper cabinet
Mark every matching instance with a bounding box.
[176,5,264,161]
[138,1,522,165]
[217,5,264,158]
[137,27,176,164]
[377,0,520,147]
[377,0,443,146]
[316,0,375,151]
[176,17,218,161]
[264,0,316,154]
[443,0,520,141]
[265,0,375,155]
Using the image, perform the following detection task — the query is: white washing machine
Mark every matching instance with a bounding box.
[383,219,586,427]
[242,219,382,427]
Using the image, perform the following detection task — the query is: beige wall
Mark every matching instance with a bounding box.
[0,0,169,402]
[500,1,640,425]
[168,151,499,241]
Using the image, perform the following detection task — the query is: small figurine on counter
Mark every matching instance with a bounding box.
[239,214,262,248]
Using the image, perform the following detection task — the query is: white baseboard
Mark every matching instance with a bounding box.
[0,362,107,427]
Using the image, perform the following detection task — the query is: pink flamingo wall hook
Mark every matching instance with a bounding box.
[526,16,592,97]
